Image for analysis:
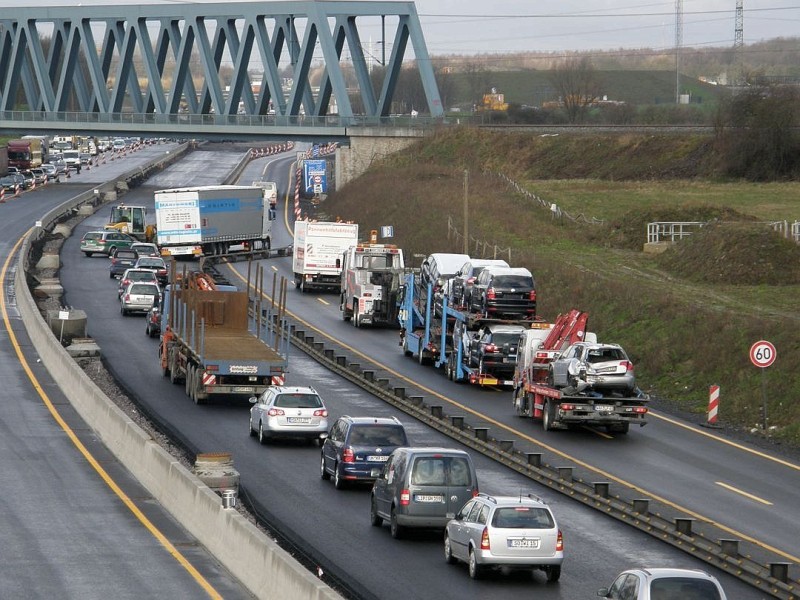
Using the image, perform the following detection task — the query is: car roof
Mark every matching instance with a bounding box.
[573,342,624,350]
[342,415,402,426]
[485,323,526,334]
[121,268,157,276]
[483,266,533,277]
[635,568,719,580]
[397,446,470,456]
[427,253,471,272]
[267,386,318,394]
[476,493,551,508]
[469,258,510,268]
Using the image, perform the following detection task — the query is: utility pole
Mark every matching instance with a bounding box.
[675,0,683,104]
[463,170,469,254]
[734,0,744,84]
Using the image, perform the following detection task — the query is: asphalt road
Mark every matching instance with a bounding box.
[0,144,252,599]
[56,150,769,599]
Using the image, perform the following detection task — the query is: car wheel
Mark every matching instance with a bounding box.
[543,399,556,432]
[83,251,92,257]
[109,271,114,279]
[390,507,404,539]
[545,565,561,583]
[145,323,150,336]
[120,305,127,316]
[468,548,483,579]
[258,421,269,445]
[444,533,457,564]
[320,453,331,480]
[370,496,382,527]
[249,417,256,437]
[333,463,346,490]
[108,246,117,256]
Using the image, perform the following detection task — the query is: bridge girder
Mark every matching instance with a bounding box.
[0,1,443,121]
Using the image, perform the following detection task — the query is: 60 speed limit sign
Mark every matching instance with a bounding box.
[750,340,776,368]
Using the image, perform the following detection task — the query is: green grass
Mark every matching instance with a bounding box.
[324,128,800,446]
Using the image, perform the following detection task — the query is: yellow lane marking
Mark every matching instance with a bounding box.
[1,233,223,600]
[651,411,800,472]
[317,298,330,306]
[716,482,773,506]
[224,260,800,564]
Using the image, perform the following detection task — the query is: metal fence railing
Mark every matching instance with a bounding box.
[648,220,800,244]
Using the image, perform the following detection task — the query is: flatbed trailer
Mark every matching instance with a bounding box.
[512,383,648,433]
[160,270,289,404]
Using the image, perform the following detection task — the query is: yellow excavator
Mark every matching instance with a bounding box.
[104,204,156,242]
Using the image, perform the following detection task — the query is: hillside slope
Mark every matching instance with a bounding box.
[323,128,800,447]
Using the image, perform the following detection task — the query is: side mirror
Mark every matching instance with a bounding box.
[596,589,610,597]
[248,396,258,404]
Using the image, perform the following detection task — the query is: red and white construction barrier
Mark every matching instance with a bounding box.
[705,384,720,427]
[271,375,285,386]
[294,167,302,221]
[0,188,5,203]
[249,141,296,159]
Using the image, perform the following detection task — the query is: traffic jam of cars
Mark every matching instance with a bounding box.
[73,192,724,595]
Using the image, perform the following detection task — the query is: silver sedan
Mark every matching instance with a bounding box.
[120,282,160,316]
[549,342,636,396]
[249,386,329,445]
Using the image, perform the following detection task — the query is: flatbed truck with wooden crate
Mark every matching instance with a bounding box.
[159,270,289,404]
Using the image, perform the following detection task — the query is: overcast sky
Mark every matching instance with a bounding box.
[2,1,797,57]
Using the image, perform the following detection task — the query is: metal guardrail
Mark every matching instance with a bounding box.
[648,221,800,244]
[262,308,798,599]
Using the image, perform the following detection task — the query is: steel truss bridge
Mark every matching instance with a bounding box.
[0,1,443,139]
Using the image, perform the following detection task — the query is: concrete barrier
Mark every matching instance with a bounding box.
[15,156,342,600]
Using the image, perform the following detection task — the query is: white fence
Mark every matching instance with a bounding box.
[648,220,800,244]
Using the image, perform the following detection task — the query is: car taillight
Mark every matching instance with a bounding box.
[621,360,634,371]
[485,343,497,352]
[343,447,355,463]
[556,530,563,551]
[486,288,496,299]
[472,488,479,497]
[400,489,410,506]
[110,258,117,264]
[123,294,130,301]
[480,527,490,550]
[529,290,536,301]
[267,408,285,416]
[560,403,575,411]
[313,409,328,417]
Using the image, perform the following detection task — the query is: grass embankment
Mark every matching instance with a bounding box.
[323,128,800,446]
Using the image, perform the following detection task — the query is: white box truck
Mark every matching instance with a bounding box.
[293,221,359,292]
[155,185,273,257]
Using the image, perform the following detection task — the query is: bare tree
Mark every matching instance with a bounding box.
[548,57,601,123]
[463,61,490,110]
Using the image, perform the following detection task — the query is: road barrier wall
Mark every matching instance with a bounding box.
[14,148,341,600]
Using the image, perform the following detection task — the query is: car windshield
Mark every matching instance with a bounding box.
[493,275,533,288]
[650,578,722,600]
[490,332,520,346]
[411,456,472,486]
[128,271,156,281]
[130,284,158,295]
[348,425,406,446]
[492,507,554,529]
[586,348,626,363]
[138,259,164,268]
[274,393,323,409]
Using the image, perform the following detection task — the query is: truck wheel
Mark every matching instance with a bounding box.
[543,399,556,432]
[353,304,360,328]
[169,353,179,385]
[403,337,413,358]
[609,422,630,435]
[446,355,453,380]
[185,364,193,396]
[294,275,301,289]
[192,368,205,405]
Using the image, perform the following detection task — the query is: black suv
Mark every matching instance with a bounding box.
[320,416,408,489]
[468,323,526,378]
[469,266,536,319]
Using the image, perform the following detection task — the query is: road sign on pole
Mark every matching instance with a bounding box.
[750,340,776,368]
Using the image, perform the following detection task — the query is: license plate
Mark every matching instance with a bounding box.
[366,455,390,462]
[286,417,311,424]
[233,386,254,393]
[595,405,614,412]
[415,495,443,503]
[508,538,540,549]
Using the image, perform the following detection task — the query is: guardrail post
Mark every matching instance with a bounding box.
[450,416,464,430]
[719,539,739,556]
[769,563,790,583]
[304,335,314,345]
[633,499,650,514]
[348,362,360,371]
[324,348,334,360]
[593,482,610,498]
[408,395,423,407]
[557,467,573,481]
[336,356,347,367]
[675,518,695,536]
[430,405,443,419]
[313,342,324,352]
[393,387,405,399]
[474,428,488,442]
[526,453,542,468]
[363,370,375,382]
[498,440,513,452]
[376,378,389,388]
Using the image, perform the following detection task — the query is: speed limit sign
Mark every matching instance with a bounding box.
[750,340,776,368]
